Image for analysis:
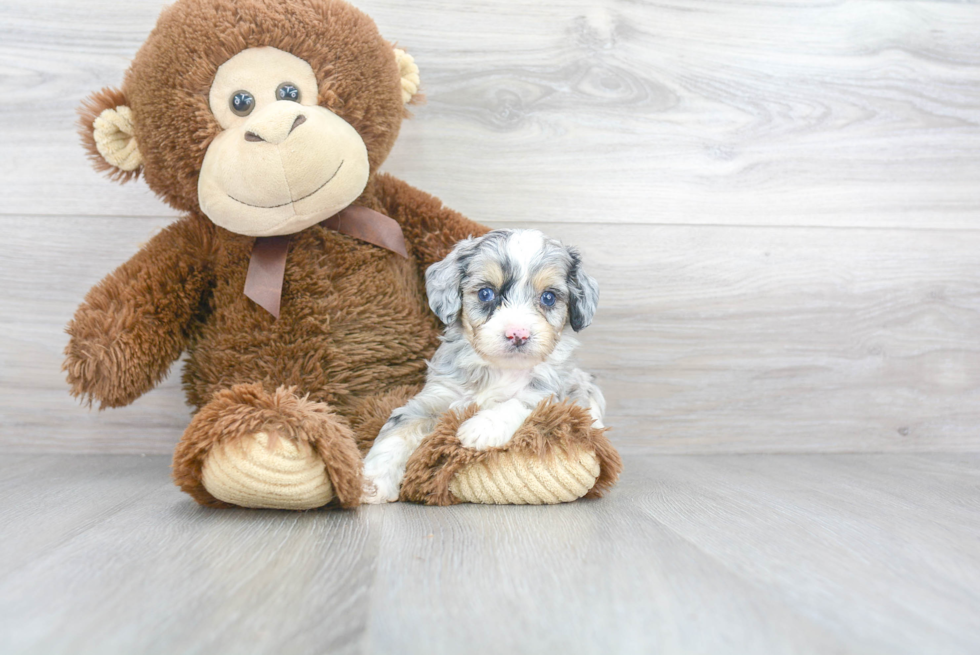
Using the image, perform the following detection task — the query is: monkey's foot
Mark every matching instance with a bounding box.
[173,384,363,510]
[399,400,622,506]
[201,431,334,510]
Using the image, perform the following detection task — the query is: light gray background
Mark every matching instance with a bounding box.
[3,0,979,455]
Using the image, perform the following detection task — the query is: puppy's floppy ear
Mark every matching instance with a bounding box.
[78,87,143,183]
[426,237,476,324]
[567,248,599,331]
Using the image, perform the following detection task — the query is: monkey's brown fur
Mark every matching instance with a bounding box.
[173,384,365,508]
[400,401,623,506]
[66,0,620,507]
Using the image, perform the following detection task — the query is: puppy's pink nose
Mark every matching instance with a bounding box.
[505,326,530,346]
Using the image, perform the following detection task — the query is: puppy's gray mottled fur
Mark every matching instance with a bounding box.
[362,229,604,503]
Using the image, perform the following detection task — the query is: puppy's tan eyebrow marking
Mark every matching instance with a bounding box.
[476,260,505,288]
[531,265,563,292]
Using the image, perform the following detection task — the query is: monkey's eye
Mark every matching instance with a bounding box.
[276,83,301,102]
[540,291,556,307]
[230,91,255,116]
[478,288,495,303]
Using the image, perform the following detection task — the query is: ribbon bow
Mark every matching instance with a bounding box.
[243,205,408,318]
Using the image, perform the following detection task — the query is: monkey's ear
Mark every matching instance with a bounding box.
[78,87,143,183]
[393,47,422,105]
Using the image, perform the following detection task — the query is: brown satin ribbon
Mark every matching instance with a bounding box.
[243,235,291,319]
[243,205,409,318]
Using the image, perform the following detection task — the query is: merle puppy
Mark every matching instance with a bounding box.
[362,228,604,503]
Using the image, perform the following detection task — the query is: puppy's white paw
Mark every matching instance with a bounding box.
[361,472,401,504]
[458,411,517,451]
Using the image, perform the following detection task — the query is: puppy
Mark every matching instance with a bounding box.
[361,228,605,503]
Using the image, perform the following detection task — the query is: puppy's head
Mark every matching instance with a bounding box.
[426,229,599,368]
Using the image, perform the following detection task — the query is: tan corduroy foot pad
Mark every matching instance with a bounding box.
[449,447,600,505]
[400,401,622,506]
[201,432,334,510]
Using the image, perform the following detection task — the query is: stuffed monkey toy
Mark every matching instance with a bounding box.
[66,0,621,509]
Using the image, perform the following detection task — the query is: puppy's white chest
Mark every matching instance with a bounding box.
[471,370,533,408]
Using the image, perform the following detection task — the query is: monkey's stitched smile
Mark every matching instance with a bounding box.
[227,160,345,209]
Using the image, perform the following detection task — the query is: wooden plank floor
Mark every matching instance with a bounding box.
[1,453,978,655]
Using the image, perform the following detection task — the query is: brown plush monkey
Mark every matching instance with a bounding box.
[66,0,620,509]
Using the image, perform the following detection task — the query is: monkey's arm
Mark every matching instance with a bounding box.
[64,216,215,409]
[373,172,491,270]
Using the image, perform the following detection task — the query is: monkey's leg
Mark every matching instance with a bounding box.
[400,400,623,506]
[172,383,363,510]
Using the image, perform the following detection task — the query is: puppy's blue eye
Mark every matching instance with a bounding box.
[540,291,556,306]
[478,288,495,303]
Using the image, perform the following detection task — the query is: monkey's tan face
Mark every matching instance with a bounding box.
[198,47,371,237]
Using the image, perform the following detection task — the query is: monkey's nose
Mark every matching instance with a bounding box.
[244,112,307,144]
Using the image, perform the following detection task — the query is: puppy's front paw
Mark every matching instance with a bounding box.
[458,411,517,451]
[361,472,400,504]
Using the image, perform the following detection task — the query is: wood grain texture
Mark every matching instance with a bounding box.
[2,0,979,454]
[0,453,978,654]
[4,216,979,453]
[1,0,979,227]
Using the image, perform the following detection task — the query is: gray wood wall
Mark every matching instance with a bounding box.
[2,0,979,454]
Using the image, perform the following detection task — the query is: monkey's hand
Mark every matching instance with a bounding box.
[65,303,172,409]
[64,217,213,409]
